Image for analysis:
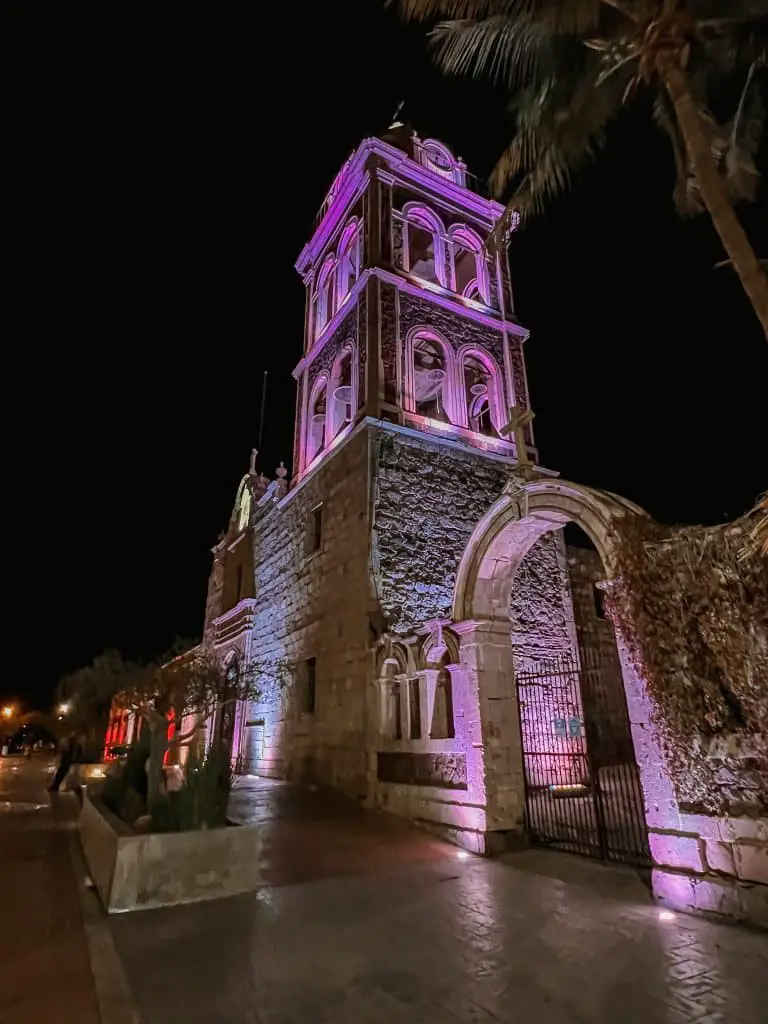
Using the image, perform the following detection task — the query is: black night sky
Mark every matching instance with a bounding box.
[4,2,766,710]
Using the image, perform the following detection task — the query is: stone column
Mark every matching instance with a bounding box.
[454,618,526,853]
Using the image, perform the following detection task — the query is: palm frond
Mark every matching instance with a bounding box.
[490,62,627,220]
[430,15,553,84]
[398,1,610,36]
[722,57,764,201]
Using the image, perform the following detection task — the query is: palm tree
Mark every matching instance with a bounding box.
[398,1,768,338]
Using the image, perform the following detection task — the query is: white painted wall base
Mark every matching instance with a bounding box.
[79,792,261,914]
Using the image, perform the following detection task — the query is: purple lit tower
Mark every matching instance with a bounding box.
[203,125,555,847]
[292,124,536,480]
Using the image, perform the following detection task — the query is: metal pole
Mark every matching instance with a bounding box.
[257,370,268,450]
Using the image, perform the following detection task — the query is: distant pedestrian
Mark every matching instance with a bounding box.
[48,733,80,792]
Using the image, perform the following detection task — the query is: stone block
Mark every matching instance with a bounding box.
[733,841,768,884]
[648,831,705,873]
[691,876,744,918]
[703,839,736,877]
[740,882,768,928]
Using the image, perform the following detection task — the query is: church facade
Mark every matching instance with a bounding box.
[204,127,607,853]
[177,126,768,924]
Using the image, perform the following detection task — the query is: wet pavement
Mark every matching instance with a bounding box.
[109,776,768,1024]
[0,754,101,1024]
[227,776,454,886]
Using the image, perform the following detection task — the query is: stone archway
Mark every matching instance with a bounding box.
[450,478,665,859]
[453,479,645,624]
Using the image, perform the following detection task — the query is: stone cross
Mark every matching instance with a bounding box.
[249,448,258,475]
[500,405,535,478]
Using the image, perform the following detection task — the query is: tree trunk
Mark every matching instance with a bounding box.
[664,66,768,340]
[146,719,166,810]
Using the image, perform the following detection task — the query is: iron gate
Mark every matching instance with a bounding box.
[515,645,651,867]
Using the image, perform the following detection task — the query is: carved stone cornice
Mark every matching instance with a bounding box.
[212,598,256,648]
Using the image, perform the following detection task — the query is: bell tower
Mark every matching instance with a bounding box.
[292,124,537,485]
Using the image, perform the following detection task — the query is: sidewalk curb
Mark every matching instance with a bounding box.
[66,819,143,1024]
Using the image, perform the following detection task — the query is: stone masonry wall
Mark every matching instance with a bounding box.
[509,533,583,788]
[242,429,372,800]
[567,551,767,925]
[510,532,576,666]
[372,429,506,633]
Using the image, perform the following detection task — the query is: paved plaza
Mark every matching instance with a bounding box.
[0,755,101,1024]
[1,763,766,1024]
[112,778,767,1024]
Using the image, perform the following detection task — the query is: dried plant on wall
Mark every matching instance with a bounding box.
[607,505,768,816]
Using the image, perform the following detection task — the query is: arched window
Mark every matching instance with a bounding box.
[421,140,456,181]
[380,661,403,741]
[409,332,455,423]
[402,205,447,288]
[449,225,490,305]
[306,375,328,465]
[327,345,356,442]
[430,660,455,740]
[314,257,336,338]
[336,219,361,306]
[460,349,504,436]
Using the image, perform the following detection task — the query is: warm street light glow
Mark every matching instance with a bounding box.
[2,706,13,719]
[57,702,71,716]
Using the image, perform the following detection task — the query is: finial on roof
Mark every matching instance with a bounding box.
[389,99,405,130]
[249,448,258,474]
[276,462,287,481]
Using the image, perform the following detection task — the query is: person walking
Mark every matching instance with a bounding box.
[48,733,79,792]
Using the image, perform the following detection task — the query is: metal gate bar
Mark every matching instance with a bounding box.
[516,647,651,868]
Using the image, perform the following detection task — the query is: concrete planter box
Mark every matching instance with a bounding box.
[79,791,261,914]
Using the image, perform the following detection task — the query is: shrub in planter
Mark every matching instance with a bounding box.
[150,747,234,832]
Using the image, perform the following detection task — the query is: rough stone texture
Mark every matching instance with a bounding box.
[509,534,583,788]
[79,793,261,914]
[510,532,575,664]
[678,731,768,817]
[373,430,506,633]
[568,547,637,766]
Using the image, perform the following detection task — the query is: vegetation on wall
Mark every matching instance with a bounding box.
[607,501,768,815]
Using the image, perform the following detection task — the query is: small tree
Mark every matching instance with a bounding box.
[57,650,132,755]
[117,644,258,813]
[59,643,259,825]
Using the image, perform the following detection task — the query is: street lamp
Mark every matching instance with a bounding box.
[2,706,13,719]
[57,702,71,717]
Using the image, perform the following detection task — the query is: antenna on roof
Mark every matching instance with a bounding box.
[257,370,268,451]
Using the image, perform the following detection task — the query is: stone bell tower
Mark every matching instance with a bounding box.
[208,123,544,826]
[292,122,537,486]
